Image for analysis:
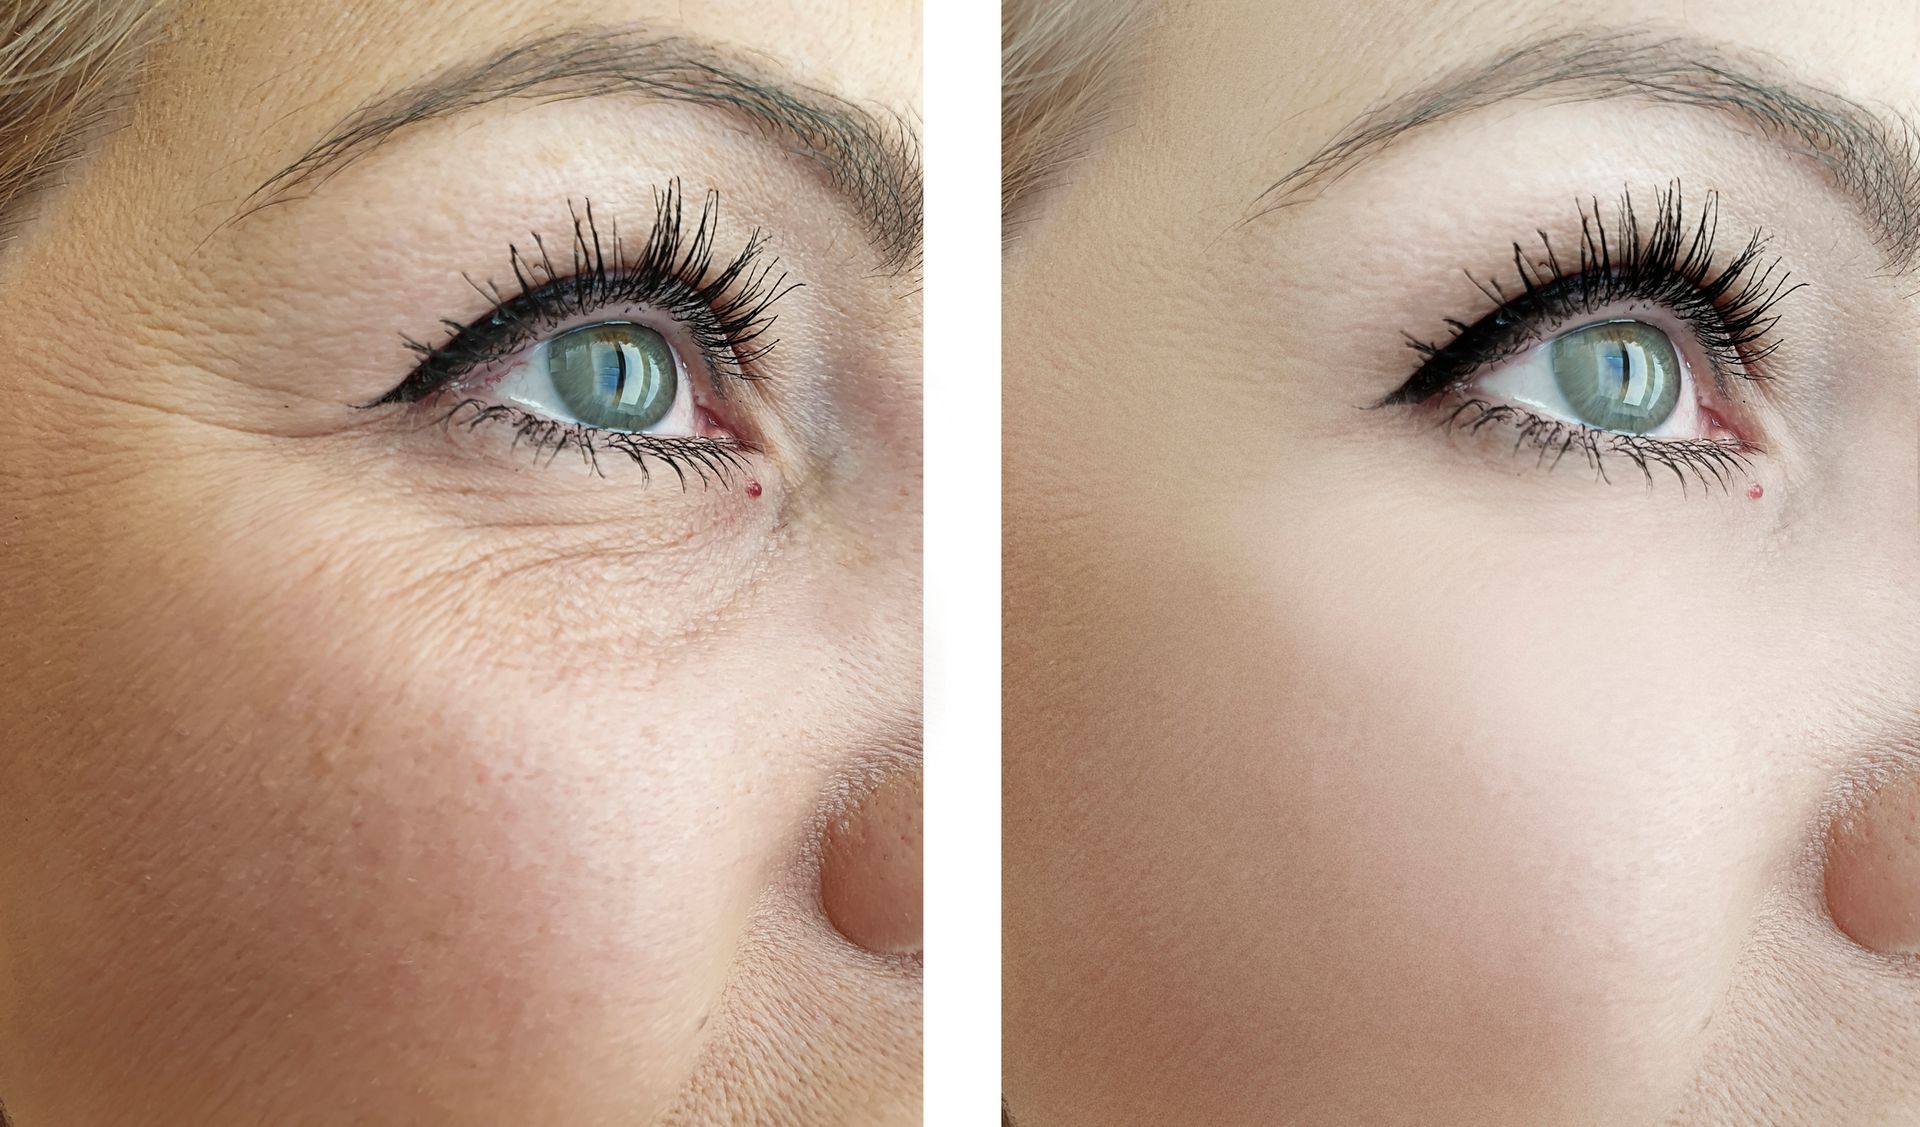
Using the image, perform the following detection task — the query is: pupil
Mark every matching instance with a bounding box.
[610,344,629,404]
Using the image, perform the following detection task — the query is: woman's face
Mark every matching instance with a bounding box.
[0,1,920,1124]
[1004,1,1920,1123]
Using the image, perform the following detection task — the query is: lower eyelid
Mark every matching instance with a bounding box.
[404,397,762,490]
[1427,397,1760,492]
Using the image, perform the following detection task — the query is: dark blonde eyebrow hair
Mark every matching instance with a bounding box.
[0,0,163,248]
[237,26,922,274]
[1251,28,1920,271]
[1002,0,1151,236]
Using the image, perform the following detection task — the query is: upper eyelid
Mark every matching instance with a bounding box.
[385,277,765,405]
[1381,186,1801,409]
[1402,279,1726,394]
[377,189,798,408]
[420,308,700,391]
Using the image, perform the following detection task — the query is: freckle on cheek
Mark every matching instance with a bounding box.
[1825,773,1920,955]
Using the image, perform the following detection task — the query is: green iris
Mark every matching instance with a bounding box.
[547,322,678,431]
[1548,320,1682,433]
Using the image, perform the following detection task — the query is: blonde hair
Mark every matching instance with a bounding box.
[1002,0,1151,231]
[0,0,163,242]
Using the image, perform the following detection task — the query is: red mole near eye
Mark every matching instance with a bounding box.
[1747,484,1764,501]
[746,481,762,499]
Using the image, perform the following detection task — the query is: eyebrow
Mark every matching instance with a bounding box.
[235,27,922,273]
[1249,28,1920,271]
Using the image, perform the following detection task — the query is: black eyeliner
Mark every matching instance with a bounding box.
[379,180,799,406]
[1381,182,1803,408]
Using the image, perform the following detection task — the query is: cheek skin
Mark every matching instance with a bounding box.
[0,626,749,1125]
[1004,402,1798,1124]
[0,459,796,1124]
[1826,773,1920,954]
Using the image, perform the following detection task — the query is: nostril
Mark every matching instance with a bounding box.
[818,769,923,956]
[1824,772,1920,955]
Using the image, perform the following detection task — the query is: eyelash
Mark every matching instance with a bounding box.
[379,181,797,483]
[1382,183,1803,489]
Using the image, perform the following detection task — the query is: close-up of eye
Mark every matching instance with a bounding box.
[1377,187,1792,488]
[373,187,791,483]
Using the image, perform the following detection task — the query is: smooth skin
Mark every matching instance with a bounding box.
[0,1,921,1124]
[1004,1,1920,1123]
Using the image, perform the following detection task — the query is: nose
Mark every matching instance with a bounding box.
[1825,771,1920,955]
[819,768,923,956]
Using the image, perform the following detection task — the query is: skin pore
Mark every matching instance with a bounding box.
[0,2,920,1125]
[1003,2,1920,1124]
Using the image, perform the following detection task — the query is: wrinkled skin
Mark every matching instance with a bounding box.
[0,1,921,1124]
[1003,1,1920,1123]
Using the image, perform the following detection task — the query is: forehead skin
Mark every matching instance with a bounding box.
[0,1,919,1126]
[1004,0,1920,1124]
